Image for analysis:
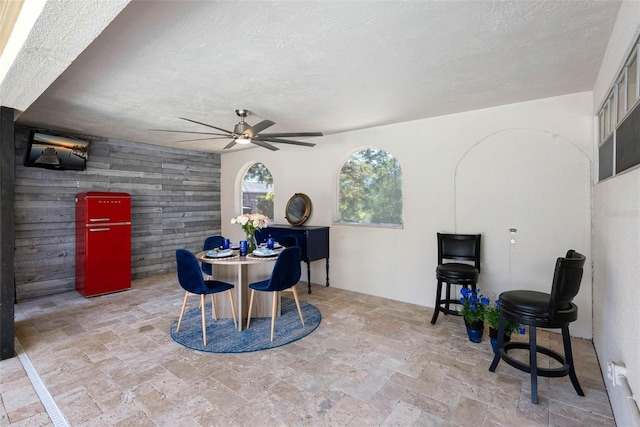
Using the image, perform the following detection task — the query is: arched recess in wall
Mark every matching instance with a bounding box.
[454,129,592,336]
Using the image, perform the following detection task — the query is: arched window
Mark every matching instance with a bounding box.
[338,148,403,226]
[241,162,274,218]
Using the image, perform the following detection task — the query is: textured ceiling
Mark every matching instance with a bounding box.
[12,0,621,153]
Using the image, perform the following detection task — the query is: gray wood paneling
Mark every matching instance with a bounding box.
[14,126,222,300]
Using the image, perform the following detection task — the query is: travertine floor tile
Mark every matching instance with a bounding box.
[1,273,615,426]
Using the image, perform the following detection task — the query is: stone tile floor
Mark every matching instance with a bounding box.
[1,273,614,426]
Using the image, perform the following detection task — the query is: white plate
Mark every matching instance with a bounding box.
[206,250,234,258]
[252,249,278,257]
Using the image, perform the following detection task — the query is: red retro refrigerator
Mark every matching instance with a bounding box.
[75,192,131,297]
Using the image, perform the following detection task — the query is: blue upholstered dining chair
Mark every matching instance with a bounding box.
[246,246,305,341]
[202,235,225,277]
[175,249,237,345]
[279,235,298,248]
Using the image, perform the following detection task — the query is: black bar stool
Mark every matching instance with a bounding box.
[488,249,586,404]
[430,233,481,324]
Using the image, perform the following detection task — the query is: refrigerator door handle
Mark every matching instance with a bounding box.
[89,228,111,232]
[89,218,111,222]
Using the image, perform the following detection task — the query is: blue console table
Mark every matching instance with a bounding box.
[257,225,329,293]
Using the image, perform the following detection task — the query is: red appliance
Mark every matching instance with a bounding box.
[75,192,131,297]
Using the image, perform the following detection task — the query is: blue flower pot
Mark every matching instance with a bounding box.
[466,326,483,343]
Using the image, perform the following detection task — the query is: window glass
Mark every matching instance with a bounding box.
[628,55,638,108]
[616,104,640,174]
[338,148,403,225]
[618,75,626,121]
[599,135,614,180]
[241,162,274,218]
[609,94,616,129]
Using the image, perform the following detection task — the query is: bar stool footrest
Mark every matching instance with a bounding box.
[500,342,570,378]
[436,299,462,316]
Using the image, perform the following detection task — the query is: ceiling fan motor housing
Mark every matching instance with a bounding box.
[234,121,251,136]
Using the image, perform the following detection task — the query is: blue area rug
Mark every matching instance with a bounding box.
[170,297,321,353]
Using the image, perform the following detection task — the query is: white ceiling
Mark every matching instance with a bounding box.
[10,0,621,153]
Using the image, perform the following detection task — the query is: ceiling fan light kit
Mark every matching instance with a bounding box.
[152,109,323,151]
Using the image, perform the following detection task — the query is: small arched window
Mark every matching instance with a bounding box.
[241,162,274,218]
[338,148,403,226]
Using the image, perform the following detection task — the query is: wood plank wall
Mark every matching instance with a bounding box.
[14,126,222,300]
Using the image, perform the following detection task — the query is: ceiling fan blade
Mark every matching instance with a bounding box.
[150,129,229,137]
[251,139,279,151]
[171,136,231,143]
[259,137,316,147]
[245,120,275,137]
[258,132,323,138]
[224,140,237,149]
[178,117,233,134]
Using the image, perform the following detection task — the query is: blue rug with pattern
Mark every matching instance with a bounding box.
[170,297,321,353]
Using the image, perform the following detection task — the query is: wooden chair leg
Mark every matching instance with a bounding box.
[200,294,207,346]
[271,291,278,342]
[246,289,256,329]
[228,290,238,329]
[211,294,218,320]
[291,286,305,326]
[177,291,190,332]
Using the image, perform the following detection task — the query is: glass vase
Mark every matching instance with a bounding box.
[246,230,257,253]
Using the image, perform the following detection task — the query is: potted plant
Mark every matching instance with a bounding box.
[459,287,489,343]
[485,300,526,353]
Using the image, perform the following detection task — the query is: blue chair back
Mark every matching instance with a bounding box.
[176,249,208,294]
[279,235,298,247]
[202,235,225,275]
[265,246,302,292]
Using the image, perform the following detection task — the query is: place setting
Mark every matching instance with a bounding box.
[203,237,284,260]
[204,248,238,260]
[205,239,238,259]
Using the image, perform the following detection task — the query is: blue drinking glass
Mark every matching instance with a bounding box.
[267,237,275,249]
[223,238,230,249]
[239,240,248,256]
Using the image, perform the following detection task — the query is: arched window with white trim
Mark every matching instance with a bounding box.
[241,162,273,218]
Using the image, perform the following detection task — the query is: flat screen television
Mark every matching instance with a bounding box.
[24,131,89,171]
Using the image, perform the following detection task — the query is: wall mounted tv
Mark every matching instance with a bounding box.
[24,131,90,171]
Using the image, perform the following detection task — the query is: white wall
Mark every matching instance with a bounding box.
[592,2,640,426]
[221,91,594,339]
[456,128,591,325]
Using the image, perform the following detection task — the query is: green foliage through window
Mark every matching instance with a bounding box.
[242,163,274,218]
[338,149,403,225]
[245,163,273,185]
